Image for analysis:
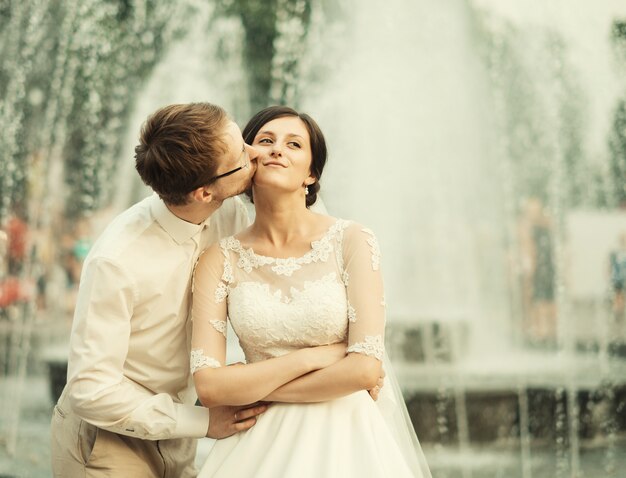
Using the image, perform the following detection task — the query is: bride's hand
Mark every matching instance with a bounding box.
[368,367,386,401]
[305,343,346,370]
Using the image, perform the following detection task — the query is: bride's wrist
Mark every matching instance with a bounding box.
[298,347,321,372]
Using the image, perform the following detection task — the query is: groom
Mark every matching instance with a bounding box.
[51,103,270,477]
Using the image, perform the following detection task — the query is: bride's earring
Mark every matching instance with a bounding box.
[304,185,309,195]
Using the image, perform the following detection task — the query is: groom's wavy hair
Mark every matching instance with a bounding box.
[242,106,327,208]
[135,103,229,205]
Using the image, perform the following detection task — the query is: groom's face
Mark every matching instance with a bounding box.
[210,121,259,199]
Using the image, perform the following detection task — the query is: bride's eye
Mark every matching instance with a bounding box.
[288,141,301,148]
[257,137,273,144]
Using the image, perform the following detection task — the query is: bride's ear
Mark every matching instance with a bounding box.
[304,174,316,187]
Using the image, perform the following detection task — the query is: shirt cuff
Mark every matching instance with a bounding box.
[173,403,211,439]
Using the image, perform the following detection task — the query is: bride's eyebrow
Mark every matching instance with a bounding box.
[256,131,304,141]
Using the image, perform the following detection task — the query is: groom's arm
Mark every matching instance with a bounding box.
[65,257,210,440]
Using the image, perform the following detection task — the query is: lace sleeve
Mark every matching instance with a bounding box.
[191,241,231,374]
[343,224,385,361]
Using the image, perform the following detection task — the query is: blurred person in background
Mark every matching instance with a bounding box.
[609,232,626,323]
[518,197,557,346]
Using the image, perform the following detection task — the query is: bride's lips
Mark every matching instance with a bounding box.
[262,161,287,168]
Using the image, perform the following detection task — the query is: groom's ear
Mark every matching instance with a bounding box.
[190,186,214,204]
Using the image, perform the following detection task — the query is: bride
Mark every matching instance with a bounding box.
[191,106,431,477]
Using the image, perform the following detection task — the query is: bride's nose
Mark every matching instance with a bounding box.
[270,143,283,156]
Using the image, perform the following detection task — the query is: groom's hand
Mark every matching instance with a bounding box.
[368,368,386,401]
[206,403,268,439]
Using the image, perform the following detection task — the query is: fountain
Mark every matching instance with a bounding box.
[1,0,625,476]
[296,0,626,476]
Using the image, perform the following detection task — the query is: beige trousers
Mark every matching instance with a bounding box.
[50,388,198,478]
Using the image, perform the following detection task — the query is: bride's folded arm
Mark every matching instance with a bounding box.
[265,223,387,403]
[191,243,344,408]
[263,352,381,403]
[192,347,341,408]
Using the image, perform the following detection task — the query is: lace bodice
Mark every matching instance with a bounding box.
[191,219,386,372]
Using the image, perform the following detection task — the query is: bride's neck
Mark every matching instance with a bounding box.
[251,191,314,244]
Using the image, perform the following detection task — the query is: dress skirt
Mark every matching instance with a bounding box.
[198,390,418,478]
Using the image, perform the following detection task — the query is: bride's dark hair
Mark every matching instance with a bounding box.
[242,106,327,208]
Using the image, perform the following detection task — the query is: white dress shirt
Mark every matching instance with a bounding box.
[65,193,249,440]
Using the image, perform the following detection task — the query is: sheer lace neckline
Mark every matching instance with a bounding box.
[230,219,347,262]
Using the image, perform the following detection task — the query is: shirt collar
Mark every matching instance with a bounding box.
[150,194,210,245]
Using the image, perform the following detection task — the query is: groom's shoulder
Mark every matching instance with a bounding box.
[84,196,156,263]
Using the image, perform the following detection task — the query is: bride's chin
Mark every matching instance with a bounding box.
[251,178,282,191]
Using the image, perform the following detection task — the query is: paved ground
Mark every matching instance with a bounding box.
[1,376,625,478]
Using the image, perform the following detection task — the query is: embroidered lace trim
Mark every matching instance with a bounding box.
[361,228,381,271]
[221,244,234,283]
[347,302,357,323]
[335,225,349,286]
[347,335,384,361]
[224,220,351,276]
[230,272,339,305]
[190,349,221,373]
[214,283,227,303]
[213,242,234,303]
[209,319,227,338]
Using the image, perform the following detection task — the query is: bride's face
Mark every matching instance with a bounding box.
[251,116,315,194]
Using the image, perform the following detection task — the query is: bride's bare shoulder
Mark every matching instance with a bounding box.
[311,212,339,233]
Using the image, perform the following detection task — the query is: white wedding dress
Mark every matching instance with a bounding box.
[191,219,431,478]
